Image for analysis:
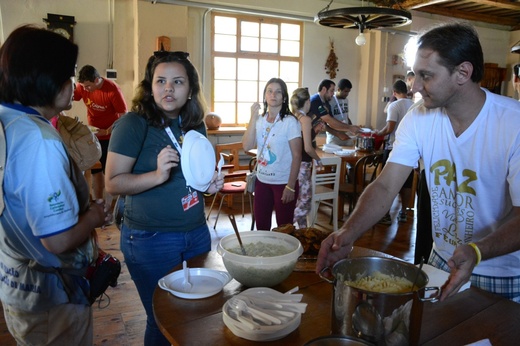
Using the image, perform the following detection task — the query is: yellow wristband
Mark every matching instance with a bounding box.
[468,242,481,266]
[285,185,295,192]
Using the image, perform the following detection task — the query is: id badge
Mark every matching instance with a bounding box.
[181,190,200,211]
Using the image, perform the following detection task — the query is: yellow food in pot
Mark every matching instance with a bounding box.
[345,271,414,293]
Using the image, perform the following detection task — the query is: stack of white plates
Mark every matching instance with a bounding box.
[334,149,356,156]
[322,143,342,153]
[222,287,306,341]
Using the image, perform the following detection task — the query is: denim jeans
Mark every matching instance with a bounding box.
[120,223,211,346]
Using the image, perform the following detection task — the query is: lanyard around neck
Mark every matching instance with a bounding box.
[164,116,183,155]
[262,113,280,138]
[333,95,345,119]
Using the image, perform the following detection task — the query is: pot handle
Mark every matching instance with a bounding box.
[318,267,335,284]
[418,286,442,303]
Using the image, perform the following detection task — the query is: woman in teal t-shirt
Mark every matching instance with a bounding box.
[105,51,223,346]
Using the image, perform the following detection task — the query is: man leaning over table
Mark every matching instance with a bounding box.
[309,79,361,143]
[316,22,520,303]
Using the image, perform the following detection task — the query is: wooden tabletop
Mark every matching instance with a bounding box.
[153,248,520,345]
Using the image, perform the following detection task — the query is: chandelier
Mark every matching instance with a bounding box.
[315,0,412,46]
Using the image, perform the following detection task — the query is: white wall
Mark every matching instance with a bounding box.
[1,0,518,126]
[0,0,134,123]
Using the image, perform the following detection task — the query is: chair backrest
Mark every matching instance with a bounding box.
[310,155,342,230]
[215,142,250,172]
[352,153,383,194]
[311,156,342,201]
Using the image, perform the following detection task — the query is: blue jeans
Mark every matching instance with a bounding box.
[120,223,211,346]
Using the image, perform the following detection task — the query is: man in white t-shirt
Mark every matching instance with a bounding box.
[375,79,414,224]
[317,22,520,303]
[326,78,356,146]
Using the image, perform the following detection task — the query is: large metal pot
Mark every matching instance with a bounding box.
[320,257,439,346]
[355,135,375,152]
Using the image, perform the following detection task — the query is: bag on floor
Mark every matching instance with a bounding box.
[85,248,121,305]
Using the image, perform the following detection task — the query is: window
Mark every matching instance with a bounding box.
[212,13,303,126]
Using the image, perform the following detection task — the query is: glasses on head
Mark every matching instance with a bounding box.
[153,50,190,60]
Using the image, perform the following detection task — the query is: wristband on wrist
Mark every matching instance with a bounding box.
[468,242,481,266]
[285,185,295,192]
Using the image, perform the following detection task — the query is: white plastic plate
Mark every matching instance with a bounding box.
[158,268,231,299]
[181,130,215,191]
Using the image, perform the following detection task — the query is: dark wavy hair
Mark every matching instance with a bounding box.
[0,25,78,107]
[318,79,335,92]
[131,52,206,130]
[261,78,292,120]
[417,22,484,83]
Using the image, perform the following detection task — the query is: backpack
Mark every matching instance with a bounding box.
[56,114,102,171]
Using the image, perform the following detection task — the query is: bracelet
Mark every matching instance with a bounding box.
[285,185,295,193]
[468,242,481,266]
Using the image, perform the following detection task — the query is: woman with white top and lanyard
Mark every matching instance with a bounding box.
[242,78,302,231]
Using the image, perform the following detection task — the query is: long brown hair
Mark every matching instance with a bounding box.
[131,51,207,130]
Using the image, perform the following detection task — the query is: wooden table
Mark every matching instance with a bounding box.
[153,249,520,345]
[318,147,379,220]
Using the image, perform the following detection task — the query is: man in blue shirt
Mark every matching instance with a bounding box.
[309,79,360,140]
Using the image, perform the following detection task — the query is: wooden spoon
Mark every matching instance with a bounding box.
[228,214,247,255]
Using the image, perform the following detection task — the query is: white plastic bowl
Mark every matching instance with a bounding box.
[217,231,303,287]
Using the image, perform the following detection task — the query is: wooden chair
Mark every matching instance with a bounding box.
[215,142,250,173]
[206,166,252,229]
[214,142,251,208]
[339,153,383,214]
[308,156,342,231]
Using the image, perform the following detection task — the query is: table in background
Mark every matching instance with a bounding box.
[318,147,379,220]
[153,249,520,345]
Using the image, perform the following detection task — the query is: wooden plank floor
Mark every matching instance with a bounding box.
[0,196,416,345]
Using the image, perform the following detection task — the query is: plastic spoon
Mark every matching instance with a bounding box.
[182,260,192,292]
[229,297,282,325]
[241,296,296,319]
[217,153,225,177]
[227,306,258,330]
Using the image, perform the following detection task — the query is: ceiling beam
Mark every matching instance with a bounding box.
[410,5,518,27]
[370,0,520,29]
[394,0,520,11]
[372,0,452,10]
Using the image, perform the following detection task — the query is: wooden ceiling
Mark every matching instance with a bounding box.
[371,0,520,31]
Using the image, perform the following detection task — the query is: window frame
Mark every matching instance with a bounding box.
[211,12,303,127]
